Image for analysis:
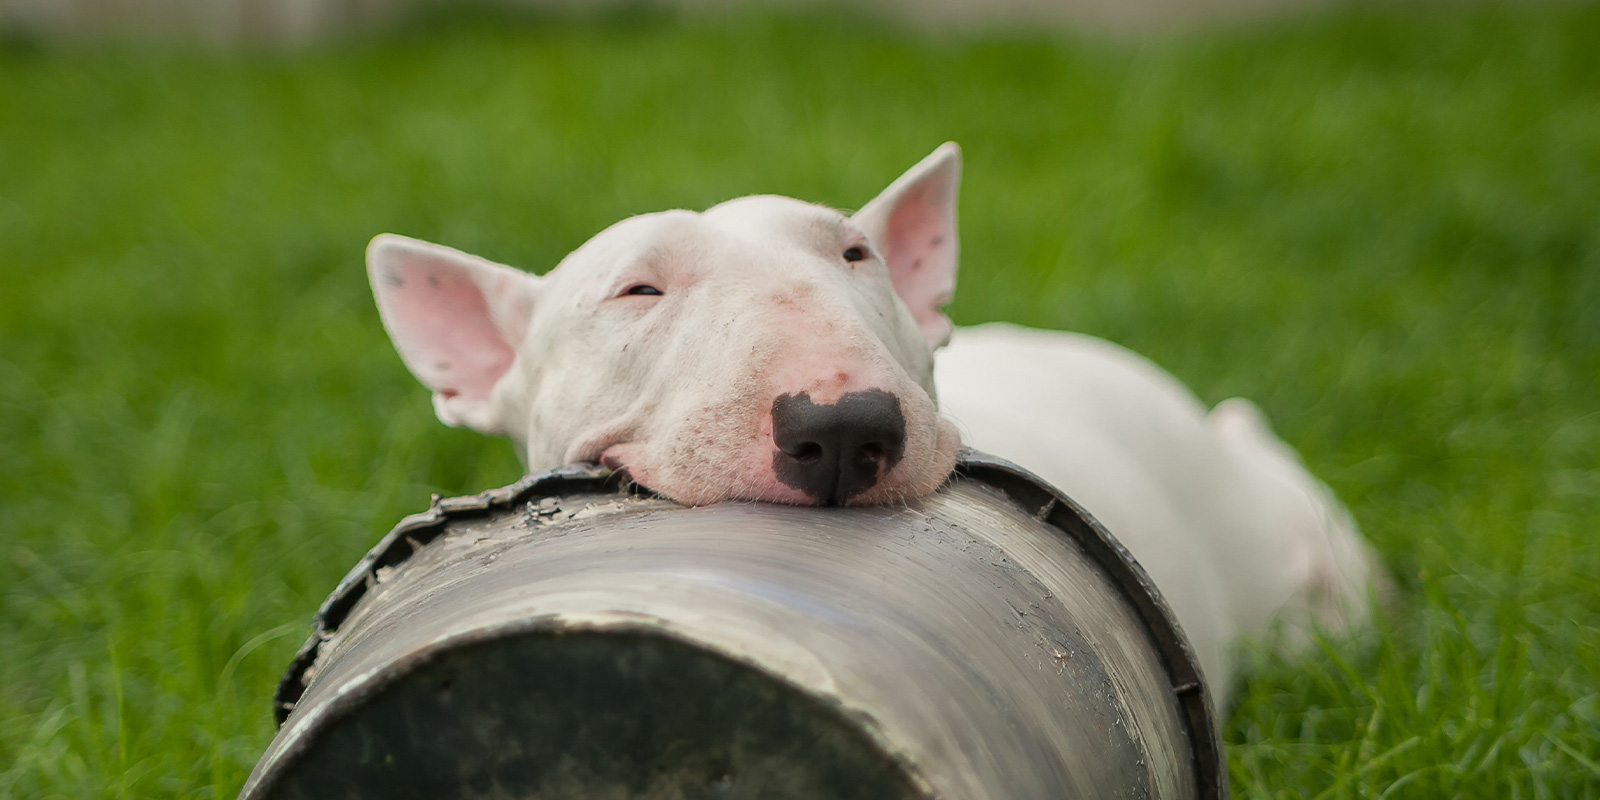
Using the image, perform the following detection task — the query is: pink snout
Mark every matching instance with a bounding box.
[769,389,906,505]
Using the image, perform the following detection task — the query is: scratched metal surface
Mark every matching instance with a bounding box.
[241,456,1224,800]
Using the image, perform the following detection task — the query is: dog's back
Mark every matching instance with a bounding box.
[936,322,1378,702]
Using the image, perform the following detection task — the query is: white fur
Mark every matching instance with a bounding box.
[936,324,1380,699]
[368,143,1381,701]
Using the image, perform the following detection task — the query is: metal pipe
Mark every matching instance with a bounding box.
[241,453,1225,799]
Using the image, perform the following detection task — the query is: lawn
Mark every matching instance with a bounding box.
[1,3,1597,797]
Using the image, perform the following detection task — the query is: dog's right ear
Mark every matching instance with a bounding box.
[853,142,961,350]
[367,234,539,435]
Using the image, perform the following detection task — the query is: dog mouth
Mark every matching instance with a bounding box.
[588,404,959,508]
[596,449,644,492]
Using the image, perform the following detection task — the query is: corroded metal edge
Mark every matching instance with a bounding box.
[952,450,1229,800]
[270,462,624,724]
[265,452,1227,799]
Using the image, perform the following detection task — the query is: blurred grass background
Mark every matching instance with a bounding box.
[2,3,1598,797]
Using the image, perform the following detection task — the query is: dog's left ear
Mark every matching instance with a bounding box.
[367,234,540,435]
[853,142,961,349]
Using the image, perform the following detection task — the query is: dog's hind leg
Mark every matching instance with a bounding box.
[1208,398,1385,646]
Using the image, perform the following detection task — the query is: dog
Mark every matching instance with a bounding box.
[365,143,1381,702]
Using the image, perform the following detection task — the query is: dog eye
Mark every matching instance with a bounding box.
[624,284,663,297]
[843,246,868,263]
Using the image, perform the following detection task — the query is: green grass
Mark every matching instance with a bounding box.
[2,4,1597,797]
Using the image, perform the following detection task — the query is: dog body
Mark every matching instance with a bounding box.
[937,323,1377,694]
[367,143,1379,700]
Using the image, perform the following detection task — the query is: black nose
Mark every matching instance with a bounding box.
[771,390,907,505]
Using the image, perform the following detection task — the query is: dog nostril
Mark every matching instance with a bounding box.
[859,442,884,462]
[790,442,824,464]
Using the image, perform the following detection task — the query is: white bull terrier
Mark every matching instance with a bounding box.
[366,143,1381,702]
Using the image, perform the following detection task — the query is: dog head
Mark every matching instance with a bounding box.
[368,144,964,505]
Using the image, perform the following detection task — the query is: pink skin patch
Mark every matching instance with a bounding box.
[758,308,898,406]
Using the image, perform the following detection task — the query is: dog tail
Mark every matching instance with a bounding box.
[1208,398,1388,641]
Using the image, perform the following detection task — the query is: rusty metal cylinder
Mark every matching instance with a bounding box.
[240,453,1225,799]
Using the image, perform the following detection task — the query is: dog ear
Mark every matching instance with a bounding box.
[367,234,539,435]
[853,142,961,349]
